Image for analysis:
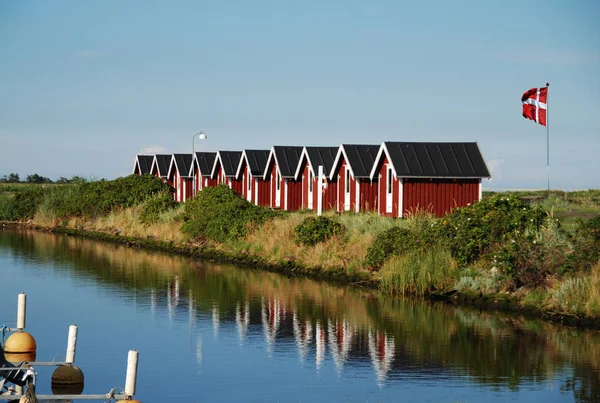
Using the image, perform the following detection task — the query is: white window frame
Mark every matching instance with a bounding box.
[386,165,393,213]
[344,167,351,211]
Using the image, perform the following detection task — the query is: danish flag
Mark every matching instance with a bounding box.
[521,86,548,126]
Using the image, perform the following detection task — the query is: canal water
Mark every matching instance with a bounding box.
[0,228,599,403]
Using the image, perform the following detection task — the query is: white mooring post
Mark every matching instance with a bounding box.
[317,165,324,217]
[17,293,26,330]
[66,324,78,364]
[124,349,139,397]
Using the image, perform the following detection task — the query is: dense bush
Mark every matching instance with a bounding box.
[140,190,179,224]
[438,195,547,265]
[365,227,414,270]
[0,175,170,221]
[69,175,170,217]
[293,216,346,246]
[10,187,47,220]
[0,194,17,220]
[567,215,600,272]
[182,185,282,242]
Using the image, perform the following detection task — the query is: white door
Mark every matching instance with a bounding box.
[386,165,393,213]
[344,167,351,211]
[246,173,252,201]
[308,170,314,209]
[275,170,281,207]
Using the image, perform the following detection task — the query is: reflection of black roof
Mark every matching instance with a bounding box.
[135,155,154,174]
[343,145,380,178]
[244,150,270,176]
[172,154,193,177]
[193,152,216,177]
[305,147,338,175]
[384,142,490,178]
[217,151,242,177]
[154,154,172,177]
[273,146,303,178]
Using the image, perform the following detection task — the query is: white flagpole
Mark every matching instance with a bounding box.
[546,82,550,194]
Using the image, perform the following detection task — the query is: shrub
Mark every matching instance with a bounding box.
[293,216,346,246]
[182,185,282,242]
[10,187,47,220]
[365,227,414,270]
[567,215,600,272]
[0,194,17,220]
[70,175,170,217]
[140,190,179,224]
[439,195,547,265]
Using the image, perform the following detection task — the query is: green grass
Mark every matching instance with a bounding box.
[378,246,457,295]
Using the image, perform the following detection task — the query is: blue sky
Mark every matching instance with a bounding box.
[1,0,598,189]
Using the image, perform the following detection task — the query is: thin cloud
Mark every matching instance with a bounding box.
[139,145,167,155]
[71,49,106,58]
[492,48,600,66]
[486,159,504,181]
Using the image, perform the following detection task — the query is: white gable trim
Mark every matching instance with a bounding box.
[166,155,177,180]
[329,145,357,181]
[235,150,249,179]
[369,142,397,180]
[210,151,223,179]
[263,146,282,179]
[294,148,311,180]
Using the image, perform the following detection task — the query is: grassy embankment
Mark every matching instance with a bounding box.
[2,178,600,324]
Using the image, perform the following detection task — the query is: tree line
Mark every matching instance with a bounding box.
[0,173,87,184]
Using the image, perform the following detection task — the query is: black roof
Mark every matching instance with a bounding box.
[243,150,270,177]
[193,152,216,177]
[304,147,338,175]
[272,146,303,178]
[216,151,242,177]
[154,154,172,177]
[172,153,193,177]
[383,142,490,178]
[136,155,154,175]
[341,144,380,178]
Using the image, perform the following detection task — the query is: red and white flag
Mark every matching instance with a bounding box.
[521,86,548,126]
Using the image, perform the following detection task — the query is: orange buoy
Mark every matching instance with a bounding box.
[4,332,37,362]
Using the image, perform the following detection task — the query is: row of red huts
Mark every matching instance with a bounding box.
[133,142,490,217]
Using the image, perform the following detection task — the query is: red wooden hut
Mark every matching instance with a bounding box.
[370,142,490,217]
[263,146,303,211]
[211,151,243,194]
[294,146,338,211]
[167,153,194,202]
[132,155,154,175]
[236,149,270,206]
[189,151,217,197]
[329,144,380,213]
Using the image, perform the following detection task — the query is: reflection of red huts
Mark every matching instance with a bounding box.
[236,149,270,206]
[371,142,490,217]
[132,155,154,175]
[190,152,217,197]
[236,301,251,341]
[264,146,303,211]
[294,146,338,211]
[167,154,193,202]
[150,154,173,187]
[211,151,243,194]
[262,297,283,351]
[293,312,313,361]
[330,144,380,213]
[368,330,395,383]
[327,318,353,373]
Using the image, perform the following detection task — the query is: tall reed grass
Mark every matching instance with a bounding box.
[378,246,457,295]
[551,262,600,317]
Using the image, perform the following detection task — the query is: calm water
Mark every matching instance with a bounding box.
[1,229,599,403]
